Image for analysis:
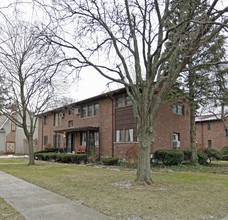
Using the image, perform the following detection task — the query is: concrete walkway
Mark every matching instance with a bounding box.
[0,171,112,220]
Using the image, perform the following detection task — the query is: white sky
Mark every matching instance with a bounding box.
[0,1,122,103]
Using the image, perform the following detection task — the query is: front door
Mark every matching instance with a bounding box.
[67,134,73,153]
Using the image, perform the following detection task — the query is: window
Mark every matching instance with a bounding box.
[54,135,61,148]
[44,136,48,145]
[125,129,134,142]
[116,130,123,142]
[68,120,73,127]
[94,132,99,146]
[82,132,87,146]
[94,103,99,116]
[82,106,87,118]
[116,97,123,108]
[173,103,184,115]
[208,122,211,130]
[173,133,180,149]
[88,105,93,117]
[44,116,48,125]
[125,95,132,106]
[69,109,74,115]
[81,103,99,118]
[208,140,212,148]
[54,113,61,126]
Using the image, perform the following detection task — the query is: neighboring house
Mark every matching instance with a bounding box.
[0,112,38,154]
[37,88,191,159]
[196,114,228,151]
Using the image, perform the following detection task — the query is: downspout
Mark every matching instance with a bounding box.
[106,94,114,157]
[201,122,204,147]
[41,116,44,150]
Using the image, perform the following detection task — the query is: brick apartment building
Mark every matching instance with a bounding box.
[196,114,228,151]
[37,88,191,159]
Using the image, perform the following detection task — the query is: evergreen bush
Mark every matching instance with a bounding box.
[154,149,184,165]
[222,154,228,161]
[197,152,209,165]
[71,154,87,164]
[101,157,119,165]
[221,146,228,155]
[204,148,222,163]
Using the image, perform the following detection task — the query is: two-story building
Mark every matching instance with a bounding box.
[196,114,228,151]
[37,88,191,159]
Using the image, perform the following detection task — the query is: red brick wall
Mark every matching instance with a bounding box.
[38,98,113,157]
[196,120,228,151]
[38,94,191,159]
[113,102,191,158]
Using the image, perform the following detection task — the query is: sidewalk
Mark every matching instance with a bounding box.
[0,171,112,220]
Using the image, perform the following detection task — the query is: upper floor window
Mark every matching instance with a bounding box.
[44,116,48,125]
[54,112,62,126]
[116,94,133,108]
[208,122,211,130]
[81,103,99,118]
[116,97,123,108]
[173,103,184,115]
[68,120,73,127]
[69,109,74,115]
[125,95,133,106]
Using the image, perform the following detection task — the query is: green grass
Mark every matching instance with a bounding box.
[0,159,227,219]
[0,197,25,220]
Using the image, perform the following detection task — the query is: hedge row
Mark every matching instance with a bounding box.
[35,153,87,164]
[154,150,184,165]
[154,149,209,166]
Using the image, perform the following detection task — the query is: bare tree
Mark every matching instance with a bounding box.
[36,0,228,184]
[0,19,65,165]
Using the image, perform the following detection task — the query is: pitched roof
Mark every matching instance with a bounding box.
[195,114,222,122]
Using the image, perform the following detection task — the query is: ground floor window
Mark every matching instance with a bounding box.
[94,132,99,146]
[125,129,133,142]
[116,129,123,142]
[172,133,180,149]
[208,140,212,148]
[44,136,48,145]
[82,132,87,146]
[54,135,61,148]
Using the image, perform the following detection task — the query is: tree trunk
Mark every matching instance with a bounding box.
[27,135,35,165]
[190,105,198,164]
[135,110,153,185]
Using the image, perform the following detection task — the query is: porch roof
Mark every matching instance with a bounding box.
[54,126,99,134]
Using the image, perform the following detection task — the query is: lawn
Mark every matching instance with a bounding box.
[0,197,25,220]
[0,158,227,220]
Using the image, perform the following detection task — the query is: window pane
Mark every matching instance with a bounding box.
[173,133,180,148]
[82,133,87,146]
[82,106,87,118]
[125,95,132,106]
[116,97,123,107]
[94,103,99,116]
[94,132,99,146]
[125,129,133,142]
[88,105,93,117]
[116,130,123,142]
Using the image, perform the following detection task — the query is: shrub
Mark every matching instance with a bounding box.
[197,152,209,165]
[183,150,192,161]
[221,146,228,155]
[57,154,72,163]
[154,150,184,165]
[35,153,44,160]
[71,154,87,164]
[204,148,222,163]
[222,154,228,161]
[101,157,119,165]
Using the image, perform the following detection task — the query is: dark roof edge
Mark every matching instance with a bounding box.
[38,87,126,116]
